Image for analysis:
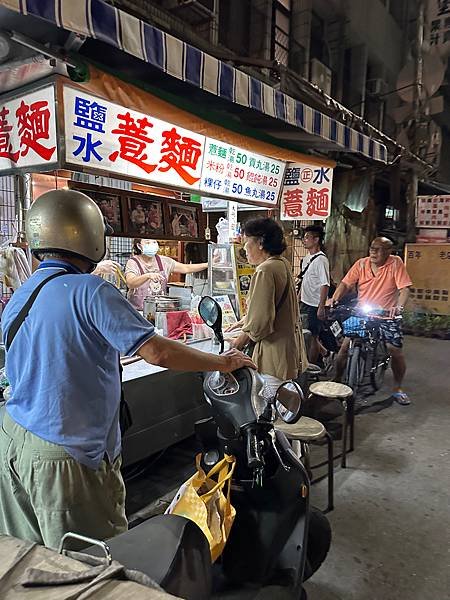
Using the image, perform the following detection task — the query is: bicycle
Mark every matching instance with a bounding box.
[329,305,399,396]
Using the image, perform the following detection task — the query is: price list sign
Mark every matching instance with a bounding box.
[199,138,285,206]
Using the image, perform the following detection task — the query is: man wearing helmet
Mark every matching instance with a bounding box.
[0,189,255,550]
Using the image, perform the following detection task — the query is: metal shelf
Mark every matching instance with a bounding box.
[212,288,235,295]
[211,265,234,270]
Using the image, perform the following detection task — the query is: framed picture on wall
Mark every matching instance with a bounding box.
[124,196,165,238]
[166,202,200,239]
[92,192,123,234]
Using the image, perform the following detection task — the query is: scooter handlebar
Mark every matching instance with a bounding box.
[245,428,263,470]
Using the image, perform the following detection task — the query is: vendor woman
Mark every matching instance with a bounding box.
[125,238,207,310]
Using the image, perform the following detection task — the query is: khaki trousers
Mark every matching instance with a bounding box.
[0,409,127,550]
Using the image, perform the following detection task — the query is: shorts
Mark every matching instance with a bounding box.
[300,302,321,336]
[379,319,403,349]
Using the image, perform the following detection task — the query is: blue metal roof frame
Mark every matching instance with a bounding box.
[0,0,389,163]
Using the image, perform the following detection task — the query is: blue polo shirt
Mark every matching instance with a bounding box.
[1,260,155,470]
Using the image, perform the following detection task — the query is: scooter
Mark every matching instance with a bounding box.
[79,296,331,599]
[194,296,331,597]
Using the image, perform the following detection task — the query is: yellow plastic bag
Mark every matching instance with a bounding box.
[165,454,236,562]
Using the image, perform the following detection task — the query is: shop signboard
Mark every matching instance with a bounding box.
[200,197,266,212]
[200,137,285,206]
[426,0,450,49]
[1,81,287,208]
[416,195,450,228]
[405,243,450,315]
[0,84,58,174]
[227,202,238,241]
[63,86,205,191]
[280,161,333,221]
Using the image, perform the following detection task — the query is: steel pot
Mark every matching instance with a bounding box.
[143,295,181,322]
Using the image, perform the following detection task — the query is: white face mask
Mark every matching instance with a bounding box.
[141,241,159,257]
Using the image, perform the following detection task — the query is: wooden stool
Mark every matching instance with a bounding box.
[276,416,334,513]
[308,381,354,468]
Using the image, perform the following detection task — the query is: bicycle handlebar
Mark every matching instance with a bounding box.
[327,304,402,321]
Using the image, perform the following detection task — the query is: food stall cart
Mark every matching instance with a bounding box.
[0,68,335,465]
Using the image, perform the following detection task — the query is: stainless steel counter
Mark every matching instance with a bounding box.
[122,337,219,382]
[121,338,219,467]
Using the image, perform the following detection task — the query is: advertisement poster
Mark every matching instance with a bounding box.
[212,295,237,327]
[234,244,255,317]
[280,162,334,221]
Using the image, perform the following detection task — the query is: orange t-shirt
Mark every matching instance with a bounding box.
[342,256,412,310]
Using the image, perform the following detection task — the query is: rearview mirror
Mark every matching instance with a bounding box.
[274,381,303,424]
[198,296,220,328]
[198,296,224,353]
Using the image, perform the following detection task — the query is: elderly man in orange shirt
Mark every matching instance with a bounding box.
[330,237,412,405]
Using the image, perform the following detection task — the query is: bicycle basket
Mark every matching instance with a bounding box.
[342,316,367,338]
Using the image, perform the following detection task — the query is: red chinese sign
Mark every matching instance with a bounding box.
[0,86,57,172]
[280,162,333,221]
[64,87,204,189]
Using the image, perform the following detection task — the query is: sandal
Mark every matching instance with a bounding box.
[392,391,411,406]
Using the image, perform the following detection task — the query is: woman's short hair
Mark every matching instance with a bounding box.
[243,218,287,255]
[133,238,142,255]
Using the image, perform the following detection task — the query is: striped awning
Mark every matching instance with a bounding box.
[0,0,388,163]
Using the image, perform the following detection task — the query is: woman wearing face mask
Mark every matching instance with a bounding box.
[125,239,208,311]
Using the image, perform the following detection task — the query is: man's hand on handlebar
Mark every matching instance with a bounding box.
[220,348,256,372]
[389,305,404,319]
[326,297,338,308]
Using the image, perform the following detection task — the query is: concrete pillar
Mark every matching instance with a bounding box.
[290,0,312,79]
[249,0,273,61]
[349,43,368,117]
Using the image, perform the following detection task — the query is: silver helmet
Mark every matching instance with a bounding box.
[26,189,111,263]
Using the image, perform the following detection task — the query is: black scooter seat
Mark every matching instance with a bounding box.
[85,514,212,600]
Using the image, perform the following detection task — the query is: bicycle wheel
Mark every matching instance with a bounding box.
[370,339,390,391]
[346,346,361,391]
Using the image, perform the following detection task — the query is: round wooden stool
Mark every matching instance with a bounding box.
[308,381,354,468]
[276,416,334,512]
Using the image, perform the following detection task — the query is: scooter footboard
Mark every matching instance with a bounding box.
[221,451,309,587]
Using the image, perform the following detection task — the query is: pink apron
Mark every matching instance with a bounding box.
[127,255,168,310]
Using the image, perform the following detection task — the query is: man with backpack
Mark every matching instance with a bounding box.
[298,226,330,365]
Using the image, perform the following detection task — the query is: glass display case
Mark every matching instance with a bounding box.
[208,243,255,319]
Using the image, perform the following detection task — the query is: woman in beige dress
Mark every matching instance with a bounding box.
[229,218,307,395]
